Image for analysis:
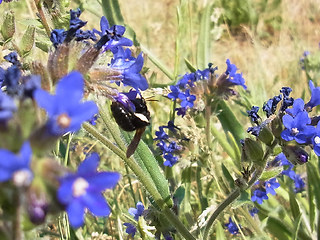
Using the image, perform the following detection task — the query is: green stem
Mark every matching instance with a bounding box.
[34,0,51,37]
[238,207,264,235]
[203,166,265,240]
[83,123,195,240]
[12,189,22,240]
[163,207,196,240]
[203,188,241,240]
[64,133,73,166]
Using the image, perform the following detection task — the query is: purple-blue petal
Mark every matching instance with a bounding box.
[87,172,121,191]
[66,199,85,228]
[81,192,110,216]
[78,153,99,175]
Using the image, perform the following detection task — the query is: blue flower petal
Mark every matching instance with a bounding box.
[81,192,110,216]
[66,199,85,228]
[87,172,121,191]
[78,153,99,175]
[34,89,57,117]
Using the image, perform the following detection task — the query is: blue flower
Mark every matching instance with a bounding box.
[225,217,239,235]
[163,153,178,167]
[154,127,169,141]
[225,59,247,90]
[293,174,305,193]
[123,222,137,237]
[264,178,280,195]
[109,47,148,90]
[0,90,16,123]
[57,153,120,228]
[128,201,144,220]
[311,121,320,156]
[247,126,262,137]
[94,16,132,53]
[251,189,268,204]
[167,85,182,100]
[281,111,315,144]
[0,142,33,187]
[50,29,67,48]
[286,98,305,117]
[176,107,187,117]
[178,89,196,109]
[34,71,98,136]
[305,80,320,110]
[249,207,259,217]
[1,66,22,97]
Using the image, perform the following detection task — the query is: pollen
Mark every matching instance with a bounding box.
[57,113,71,129]
[72,177,89,197]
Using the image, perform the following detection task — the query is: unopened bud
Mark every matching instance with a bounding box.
[1,11,15,41]
[20,25,35,55]
[258,125,274,146]
[243,138,264,164]
[282,145,309,165]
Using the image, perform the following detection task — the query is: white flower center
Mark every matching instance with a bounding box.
[314,136,320,145]
[291,127,299,135]
[57,113,71,129]
[12,169,33,187]
[72,177,89,197]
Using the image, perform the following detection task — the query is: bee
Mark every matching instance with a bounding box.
[110,93,150,158]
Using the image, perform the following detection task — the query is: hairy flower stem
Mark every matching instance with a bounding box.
[12,189,23,240]
[33,0,51,37]
[203,165,265,240]
[83,123,195,240]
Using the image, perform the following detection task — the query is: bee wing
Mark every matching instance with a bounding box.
[126,127,146,158]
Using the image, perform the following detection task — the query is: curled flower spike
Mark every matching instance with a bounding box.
[0,142,33,187]
[34,71,98,136]
[57,153,120,228]
[94,16,133,53]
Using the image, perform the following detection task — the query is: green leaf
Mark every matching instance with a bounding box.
[232,191,251,208]
[215,220,227,240]
[266,217,291,240]
[211,125,235,160]
[173,186,185,205]
[125,132,173,207]
[215,100,244,144]
[289,191,300,220]
[184,58,197,72]
[196,4,212,69]
[221,163,235,189]
[291,213,302,240]
[101,0,124,26]
[259,167,283,181]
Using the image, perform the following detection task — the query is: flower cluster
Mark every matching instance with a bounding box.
[281,81,320,156]
[225,217,240,235]
[251,178,280,204]
[154,121,181,167]
[123,201,145,237]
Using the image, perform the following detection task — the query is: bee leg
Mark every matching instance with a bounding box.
[126,127,146,158]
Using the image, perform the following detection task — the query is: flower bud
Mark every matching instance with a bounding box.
[258,125,274,146]
[243,138,264,164]
[20,25,35,55]
[282,145,309,165]
[271,116,283,139]
[1,11,15,41]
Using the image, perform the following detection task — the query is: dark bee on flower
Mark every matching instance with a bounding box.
[110,90,150,158]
